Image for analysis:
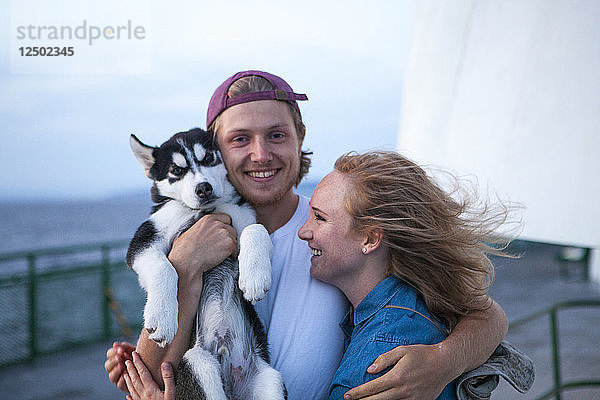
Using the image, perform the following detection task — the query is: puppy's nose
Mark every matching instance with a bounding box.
[196,182,213,198]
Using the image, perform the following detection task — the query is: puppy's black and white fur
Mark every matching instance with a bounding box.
[126,128,286,400]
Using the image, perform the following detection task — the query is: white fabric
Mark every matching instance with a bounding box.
[254,195,349,400]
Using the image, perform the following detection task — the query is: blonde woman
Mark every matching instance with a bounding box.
[298,151,514,400]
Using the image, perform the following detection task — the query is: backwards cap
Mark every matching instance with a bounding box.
[206,70,308,130]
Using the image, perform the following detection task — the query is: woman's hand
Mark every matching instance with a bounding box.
[105,341,136,393]
[124,351,176,400]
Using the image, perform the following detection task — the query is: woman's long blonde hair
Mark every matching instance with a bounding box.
[335,151,519,329]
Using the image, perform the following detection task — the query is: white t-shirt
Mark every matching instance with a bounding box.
[254,195,349,400]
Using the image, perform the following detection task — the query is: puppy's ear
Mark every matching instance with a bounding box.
[130,134,155,178]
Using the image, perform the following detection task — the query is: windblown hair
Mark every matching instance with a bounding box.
[208,74,312,186]
[335,151,519,330]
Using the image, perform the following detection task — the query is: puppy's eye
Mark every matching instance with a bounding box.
[170,165,185,176]
[203,152,214,164]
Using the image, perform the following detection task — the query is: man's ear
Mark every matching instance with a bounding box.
[130,134,155,179]
[362,228,384,254]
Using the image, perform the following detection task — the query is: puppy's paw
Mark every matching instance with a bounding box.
[238,256,271,304]
[238,224,273,304]
[143,296,178,347]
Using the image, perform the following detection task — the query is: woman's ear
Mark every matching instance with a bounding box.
[362,228,383,254]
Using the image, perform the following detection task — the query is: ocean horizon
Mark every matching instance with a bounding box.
[0,180,319,256]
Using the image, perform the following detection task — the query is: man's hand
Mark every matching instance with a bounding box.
[168,213,238,288]
[344,300,507,399]
[124,351,176,400]
[105,341,136,393]
[344,343,455,400]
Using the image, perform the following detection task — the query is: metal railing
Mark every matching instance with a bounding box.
[509,299,600,400]
[0,240,143,367]
[1,241,599,400]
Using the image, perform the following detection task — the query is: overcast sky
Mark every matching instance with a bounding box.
[1,0,415,200]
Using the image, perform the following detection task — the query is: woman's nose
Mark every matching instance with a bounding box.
[298,220,312,241]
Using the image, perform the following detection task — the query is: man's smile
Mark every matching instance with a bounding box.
[246,169,280,180]
[310,247,322,256]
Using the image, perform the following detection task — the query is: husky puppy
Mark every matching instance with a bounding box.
[127,128,286,400]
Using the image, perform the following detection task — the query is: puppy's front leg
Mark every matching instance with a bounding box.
[237,224,273,304]
[215,203,272,303]
[133,247,179,347]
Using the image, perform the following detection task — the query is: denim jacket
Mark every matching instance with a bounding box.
[327,276,535,400]
[328,276,456,400]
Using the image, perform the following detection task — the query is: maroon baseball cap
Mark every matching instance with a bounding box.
[206,70,308,130]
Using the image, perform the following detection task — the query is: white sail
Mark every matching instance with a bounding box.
[397,0,600,281]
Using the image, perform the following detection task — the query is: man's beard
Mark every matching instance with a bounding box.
[229,161,300,208]
[238,178,296,208]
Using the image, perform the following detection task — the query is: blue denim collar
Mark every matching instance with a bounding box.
[340,275,416,337]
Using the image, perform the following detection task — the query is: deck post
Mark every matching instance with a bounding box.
[27,254,38,360]
[101,245,111,339]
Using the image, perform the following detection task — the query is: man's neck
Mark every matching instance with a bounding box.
[254,190,299,234]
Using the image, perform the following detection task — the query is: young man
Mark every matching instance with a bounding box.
[106,70,508,400]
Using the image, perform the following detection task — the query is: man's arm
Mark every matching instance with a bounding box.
[105,278,203,393]
[135,274,203,388]
[137,213,239,388]
[344,298,507,400]
[106,214,238,391]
